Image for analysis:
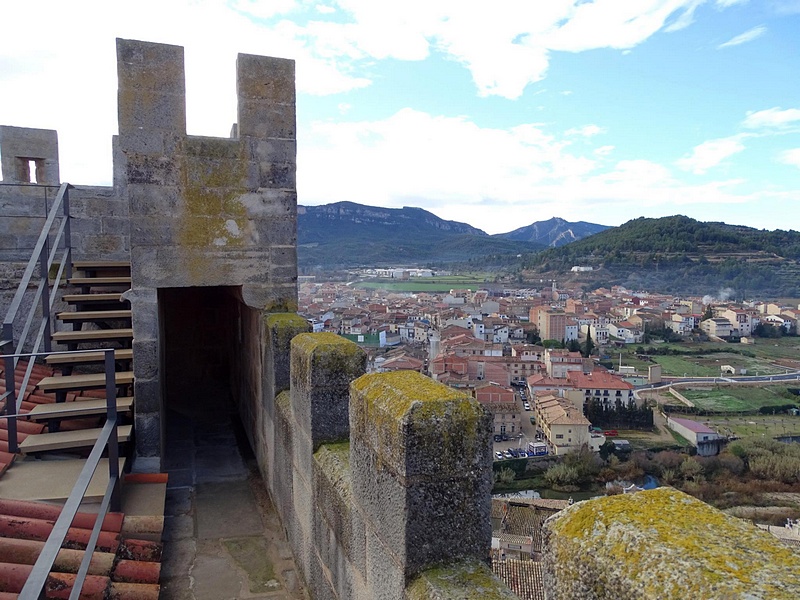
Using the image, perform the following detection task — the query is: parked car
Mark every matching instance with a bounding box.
[523,402,531,411]
[503,450,514,459]
[494,434,503,442]
[495,451,505,461]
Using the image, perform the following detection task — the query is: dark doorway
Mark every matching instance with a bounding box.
[159,286,241,419]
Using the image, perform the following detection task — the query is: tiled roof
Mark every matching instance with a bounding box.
[0,496,162,597]
[0,360,120,480]
[491,558,546,600]
[669,416,718,434]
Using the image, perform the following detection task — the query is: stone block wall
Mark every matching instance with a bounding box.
[114,38,298,468]
[542,487,800,599]
[247,324,516,599]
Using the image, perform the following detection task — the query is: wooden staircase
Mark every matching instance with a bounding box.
[19,261,135,454]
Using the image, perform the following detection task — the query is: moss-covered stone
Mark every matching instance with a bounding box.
[265,312,309,344]
[406,560,518,600]
[543,487,800,599]
[264,312,309,394]
[350,371,489,478]
[291,332,366,389]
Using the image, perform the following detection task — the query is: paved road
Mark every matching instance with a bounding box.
[636,371,800,390]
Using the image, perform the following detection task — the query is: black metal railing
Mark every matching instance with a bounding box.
[1,348,120,600]
[1,182,73,424]
[0,182,126,598]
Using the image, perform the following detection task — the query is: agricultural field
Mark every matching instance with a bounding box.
[703,414,800,439]
[620,336,800,377]
[680,385,797,412]
[354,275,489,293]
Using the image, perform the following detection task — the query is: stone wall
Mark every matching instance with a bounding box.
[247,323,516,599]
[542,487,800,599]
[114,38,298,469]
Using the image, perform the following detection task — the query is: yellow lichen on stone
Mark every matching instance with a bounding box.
[544,487,800,599]
[178,137,249,280]
[352,371,469,421]
[406,560,518,600]
[314,442,352,502]
[351,371,487,464]
[265,312,308,343]
[291,332,361,355]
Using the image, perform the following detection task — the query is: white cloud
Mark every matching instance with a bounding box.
[565,124,606,137]
[665,0,704,32]
[715,0,749,7]
[779,149,800,168]
[594,145,615,157]
[743,107,800,129]
[299,109,759,234]
[230,0,297,20]
[717,25,766,49]
[302,1,714,99]
[676,136,746,174]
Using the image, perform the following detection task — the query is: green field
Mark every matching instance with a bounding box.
[354,276,489,292]
[621,337,800,377]
[703,414,800,438]
[652,355,719,377]
[681,386,797,412]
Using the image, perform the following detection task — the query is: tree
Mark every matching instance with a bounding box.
[583,329,594,358]
[701,305,713,322]
[567,339,581,352]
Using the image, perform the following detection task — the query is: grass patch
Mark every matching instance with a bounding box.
[354,276,490,292]
[652,355,718,377]
[222,537,280,593]
[667,427,693,447]
[681,386,796,412]
[703,414,800,439]
[492,475,546,494]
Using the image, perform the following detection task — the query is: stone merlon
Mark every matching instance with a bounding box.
[542,487,800,599]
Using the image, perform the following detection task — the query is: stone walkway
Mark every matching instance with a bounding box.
[158,405,307,600]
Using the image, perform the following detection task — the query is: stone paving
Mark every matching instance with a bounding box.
[159,404,307,600]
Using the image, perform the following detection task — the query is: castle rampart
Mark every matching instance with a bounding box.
[4,38,800,600]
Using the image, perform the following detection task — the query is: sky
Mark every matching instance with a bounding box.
[1,1,799,235]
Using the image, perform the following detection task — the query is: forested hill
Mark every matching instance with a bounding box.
[522,216,800,296]
[297,202,544,268]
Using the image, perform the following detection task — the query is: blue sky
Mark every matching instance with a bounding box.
[1,0,799,234]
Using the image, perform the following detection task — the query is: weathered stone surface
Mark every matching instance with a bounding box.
[542,487,800,600]
[406,561,518,600]
[350,371,493,579]
[265,313,310,395]
[291,333,366,450]
[0,125,60,184]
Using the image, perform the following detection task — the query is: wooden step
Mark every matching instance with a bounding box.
[18,425,132,455]
[25,397,134,422]
[52,328,133,344]
[36,371,134,393]
[68,277,131,286]
[73,261,130,270]
[45,348,133,366]
[63,293,125,304]
[57,310,132,323]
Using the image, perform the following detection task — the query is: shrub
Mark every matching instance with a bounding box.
[679,457,704,482]
[543,463,581,488]
[652,450,684,470]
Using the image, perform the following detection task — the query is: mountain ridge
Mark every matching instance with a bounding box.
[297,202,605,268]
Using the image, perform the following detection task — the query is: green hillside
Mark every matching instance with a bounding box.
[521,216,800,296]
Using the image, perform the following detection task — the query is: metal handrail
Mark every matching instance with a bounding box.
[1,182,72,413]
[4,349,121,600]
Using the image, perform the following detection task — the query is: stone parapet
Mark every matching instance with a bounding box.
[254,331,504,599]
[350,371,493,583]
[542,487,800,599]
